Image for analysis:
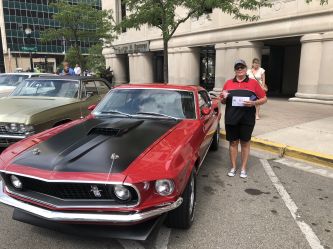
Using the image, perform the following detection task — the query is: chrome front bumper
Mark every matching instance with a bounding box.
[0,181,183,223]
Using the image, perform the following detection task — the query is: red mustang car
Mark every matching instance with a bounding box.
[0,84,221,240]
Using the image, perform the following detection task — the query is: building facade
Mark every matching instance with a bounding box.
[0,0,102,73]
[103,0,333,104]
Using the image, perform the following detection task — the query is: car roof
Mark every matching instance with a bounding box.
[115,83,205,92]
[25,76,106,80]
[0,73,54,76]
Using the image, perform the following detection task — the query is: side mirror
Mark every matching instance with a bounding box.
[201,107,211,116]
[88,104,96,111]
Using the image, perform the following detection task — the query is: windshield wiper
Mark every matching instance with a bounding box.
[99,110,132,117]
[135,112,179,120]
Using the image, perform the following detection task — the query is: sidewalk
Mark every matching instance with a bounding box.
[219,98,333,167]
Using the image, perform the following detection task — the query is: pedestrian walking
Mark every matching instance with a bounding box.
[74,64,82,76]
[247,58,267,120]
[221,59,267,178]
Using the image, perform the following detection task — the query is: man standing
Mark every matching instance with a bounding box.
[61,62,75,76]
[74,64,82,76]
[221,59,267,178]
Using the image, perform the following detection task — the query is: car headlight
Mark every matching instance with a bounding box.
[10,175,23,190]
[113,185,131,201]
[5,123,34,135]
[155,179,175,196]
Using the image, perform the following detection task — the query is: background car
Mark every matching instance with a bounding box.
[0,76,111,147]
[0,73,55,98]
[0,84,221,240]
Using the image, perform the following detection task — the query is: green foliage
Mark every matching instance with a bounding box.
[41,0,115,66]
[64,46,84,68]
[86,43,106,76]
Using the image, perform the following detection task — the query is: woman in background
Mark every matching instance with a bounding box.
[247,58,267,120]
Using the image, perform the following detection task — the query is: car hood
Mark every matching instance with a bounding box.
[0,97,77,123]
[6,118,181,180]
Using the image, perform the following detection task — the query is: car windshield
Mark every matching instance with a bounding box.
[93,89,196,119]
[11,79,79,98]
[0,74,29,86]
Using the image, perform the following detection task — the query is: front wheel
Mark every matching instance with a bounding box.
[165,171,196,229]
[210,123,220,151]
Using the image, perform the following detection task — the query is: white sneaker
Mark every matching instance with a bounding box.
[227,168,236,177]
[240,170,247,178]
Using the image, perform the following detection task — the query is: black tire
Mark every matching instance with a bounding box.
[210,124,220,151]
[165,171,196,229]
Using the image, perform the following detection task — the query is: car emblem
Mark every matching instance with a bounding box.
[32,148,41,155]
[90,185,102,198]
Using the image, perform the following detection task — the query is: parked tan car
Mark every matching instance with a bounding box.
[0,73,55,98]
[0,76,111,147]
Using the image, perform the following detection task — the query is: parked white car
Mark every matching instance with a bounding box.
[0,73,54,98]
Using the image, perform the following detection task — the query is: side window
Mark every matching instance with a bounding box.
[95,80,110,95]
[198,91,211,110]
[82,81,98,98]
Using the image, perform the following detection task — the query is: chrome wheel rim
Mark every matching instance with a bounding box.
[189,175,195,219]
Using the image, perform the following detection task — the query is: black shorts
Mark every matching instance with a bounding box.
[225,124,254,142]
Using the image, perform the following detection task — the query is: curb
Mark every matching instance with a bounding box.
[219,130,333,168]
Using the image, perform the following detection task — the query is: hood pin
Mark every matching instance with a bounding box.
[106,153,119,183]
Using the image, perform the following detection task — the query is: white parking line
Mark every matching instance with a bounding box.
[260,159,324,249]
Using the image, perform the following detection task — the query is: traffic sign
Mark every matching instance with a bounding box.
[21,46,37,52]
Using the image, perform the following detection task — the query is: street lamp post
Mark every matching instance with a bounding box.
[24,27,34,72]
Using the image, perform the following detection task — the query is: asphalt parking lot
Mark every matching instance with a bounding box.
[0,145,332,249]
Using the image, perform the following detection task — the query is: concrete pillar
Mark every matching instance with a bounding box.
[168,48,177,83]
[296,34,322,95]
[317,32,333,95]
[224,45,238,81]
[129,52,154,83]
[168,47,200,85]
[214,43,227,90]
[214,41,262,91]
[237,41,263,68]
[106,54,128,85]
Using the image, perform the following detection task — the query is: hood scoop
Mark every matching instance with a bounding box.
[88,119,144,136]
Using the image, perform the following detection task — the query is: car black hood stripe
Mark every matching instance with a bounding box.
[12,118,180,174]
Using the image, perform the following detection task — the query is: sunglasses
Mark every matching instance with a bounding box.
[235,66,246,70]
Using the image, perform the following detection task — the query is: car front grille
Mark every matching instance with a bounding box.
[2,174,139,206]
[0,137,20,146]
[0,124,7,135]
[0,123,25,136]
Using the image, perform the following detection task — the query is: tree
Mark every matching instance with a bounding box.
[86,43,106,75]
[41,0,115,68]
[118,0,272,83]
[64,46,85,69]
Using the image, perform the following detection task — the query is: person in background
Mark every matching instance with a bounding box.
[34,66,41,73]
[74,64,82,76]
[247,58,267,120]
[221,59,267,178]
[61,62,75,76]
